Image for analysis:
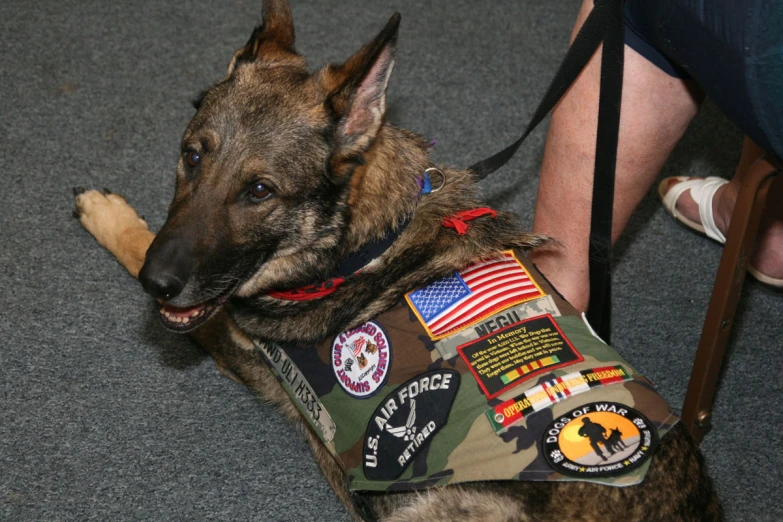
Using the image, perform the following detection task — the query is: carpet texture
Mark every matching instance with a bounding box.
[2,0,780,520]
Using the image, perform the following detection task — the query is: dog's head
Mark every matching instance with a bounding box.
[139,0,403,332]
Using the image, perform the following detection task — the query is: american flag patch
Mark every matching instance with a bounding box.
[405,251,545,340]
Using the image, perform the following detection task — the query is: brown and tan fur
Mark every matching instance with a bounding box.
[73,1,723,520]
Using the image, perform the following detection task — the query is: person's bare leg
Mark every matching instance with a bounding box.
[660,137,783,280]
[530,0,704,311]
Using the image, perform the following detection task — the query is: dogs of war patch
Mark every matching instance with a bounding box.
[457,314,582,398]
[543,402,658,478]
[363,370,460,480]
[332,321,391,399]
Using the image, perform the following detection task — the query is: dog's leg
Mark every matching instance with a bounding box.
[72,190,357,514]
[73,188,154,278]
[378,486,530,522]
[72,188,243,383]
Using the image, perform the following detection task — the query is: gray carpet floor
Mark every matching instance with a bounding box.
[2,0,781,520]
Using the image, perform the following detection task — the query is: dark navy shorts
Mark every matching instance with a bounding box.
[623,0,783,158]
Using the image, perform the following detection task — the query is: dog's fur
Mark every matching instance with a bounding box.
[73,2,723,520]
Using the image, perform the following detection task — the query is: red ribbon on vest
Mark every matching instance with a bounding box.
[441,207,498,235]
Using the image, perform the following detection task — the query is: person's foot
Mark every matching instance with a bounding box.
[660,176,783,284]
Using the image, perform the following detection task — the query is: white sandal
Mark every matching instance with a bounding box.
[658,176,728,243]
[658,176,783,288]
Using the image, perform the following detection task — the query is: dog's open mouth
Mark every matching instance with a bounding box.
[158,289,232,333]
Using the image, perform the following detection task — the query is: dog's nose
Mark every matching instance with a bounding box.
[139,264,186,302]
[138,213,198,303]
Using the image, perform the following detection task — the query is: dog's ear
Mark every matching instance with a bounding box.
[228,0,303,74]
[321,13,401,177]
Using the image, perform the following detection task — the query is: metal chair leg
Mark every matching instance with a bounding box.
[682,155,781,444]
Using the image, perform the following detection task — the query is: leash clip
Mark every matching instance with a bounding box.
[420,167,446,195]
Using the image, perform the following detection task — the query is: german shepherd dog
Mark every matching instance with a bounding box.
[73,1,723,520]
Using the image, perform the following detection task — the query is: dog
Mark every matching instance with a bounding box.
[365,341,379,355]
[73,1,723,520]
[607,427,628,454]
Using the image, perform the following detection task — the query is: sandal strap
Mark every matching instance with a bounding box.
[662,177,728,243]
[692,177,729,243]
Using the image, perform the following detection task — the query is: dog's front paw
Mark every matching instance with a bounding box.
[72,188,154,278]
[73,187,148,243]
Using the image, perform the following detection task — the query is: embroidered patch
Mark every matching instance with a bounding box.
[487,365,632,434]
[363,370,460,480]
[433,294,562,361]
[543,402,658,478]
[457,314,582,398]
[331,321,392,399]
[255,341,337,442]
[405,251,545,340]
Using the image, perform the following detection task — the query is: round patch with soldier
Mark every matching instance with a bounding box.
[543,401,659,478]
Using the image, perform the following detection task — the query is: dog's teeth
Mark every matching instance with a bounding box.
[182,317,190,324]
[191,310,200,318]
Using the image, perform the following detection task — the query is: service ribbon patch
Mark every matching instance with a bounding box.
[487,365,632,434]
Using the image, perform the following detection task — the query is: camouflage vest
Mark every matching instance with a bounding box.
[254,250,678,492]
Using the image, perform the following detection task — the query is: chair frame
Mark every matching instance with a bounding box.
[682,155,781,444]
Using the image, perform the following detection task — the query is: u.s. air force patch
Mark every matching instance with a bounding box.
[363,370,460,480]
[332,321,392,399]
[543,402,658,478]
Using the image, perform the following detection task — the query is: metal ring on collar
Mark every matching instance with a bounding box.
[424,167,446,192]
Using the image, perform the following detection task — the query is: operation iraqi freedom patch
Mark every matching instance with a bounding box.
[363,370,460,481]
[488,365,632,434]
[331,321,391,399]
[543,402,658,478]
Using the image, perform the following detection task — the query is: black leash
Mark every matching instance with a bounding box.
[470,0,624,342]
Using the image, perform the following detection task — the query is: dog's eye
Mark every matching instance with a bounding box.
[184,150,201,168]
[249,182,273,201]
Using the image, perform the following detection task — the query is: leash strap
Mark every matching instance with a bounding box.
[469,0,624,342]
[587,0,624,343]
